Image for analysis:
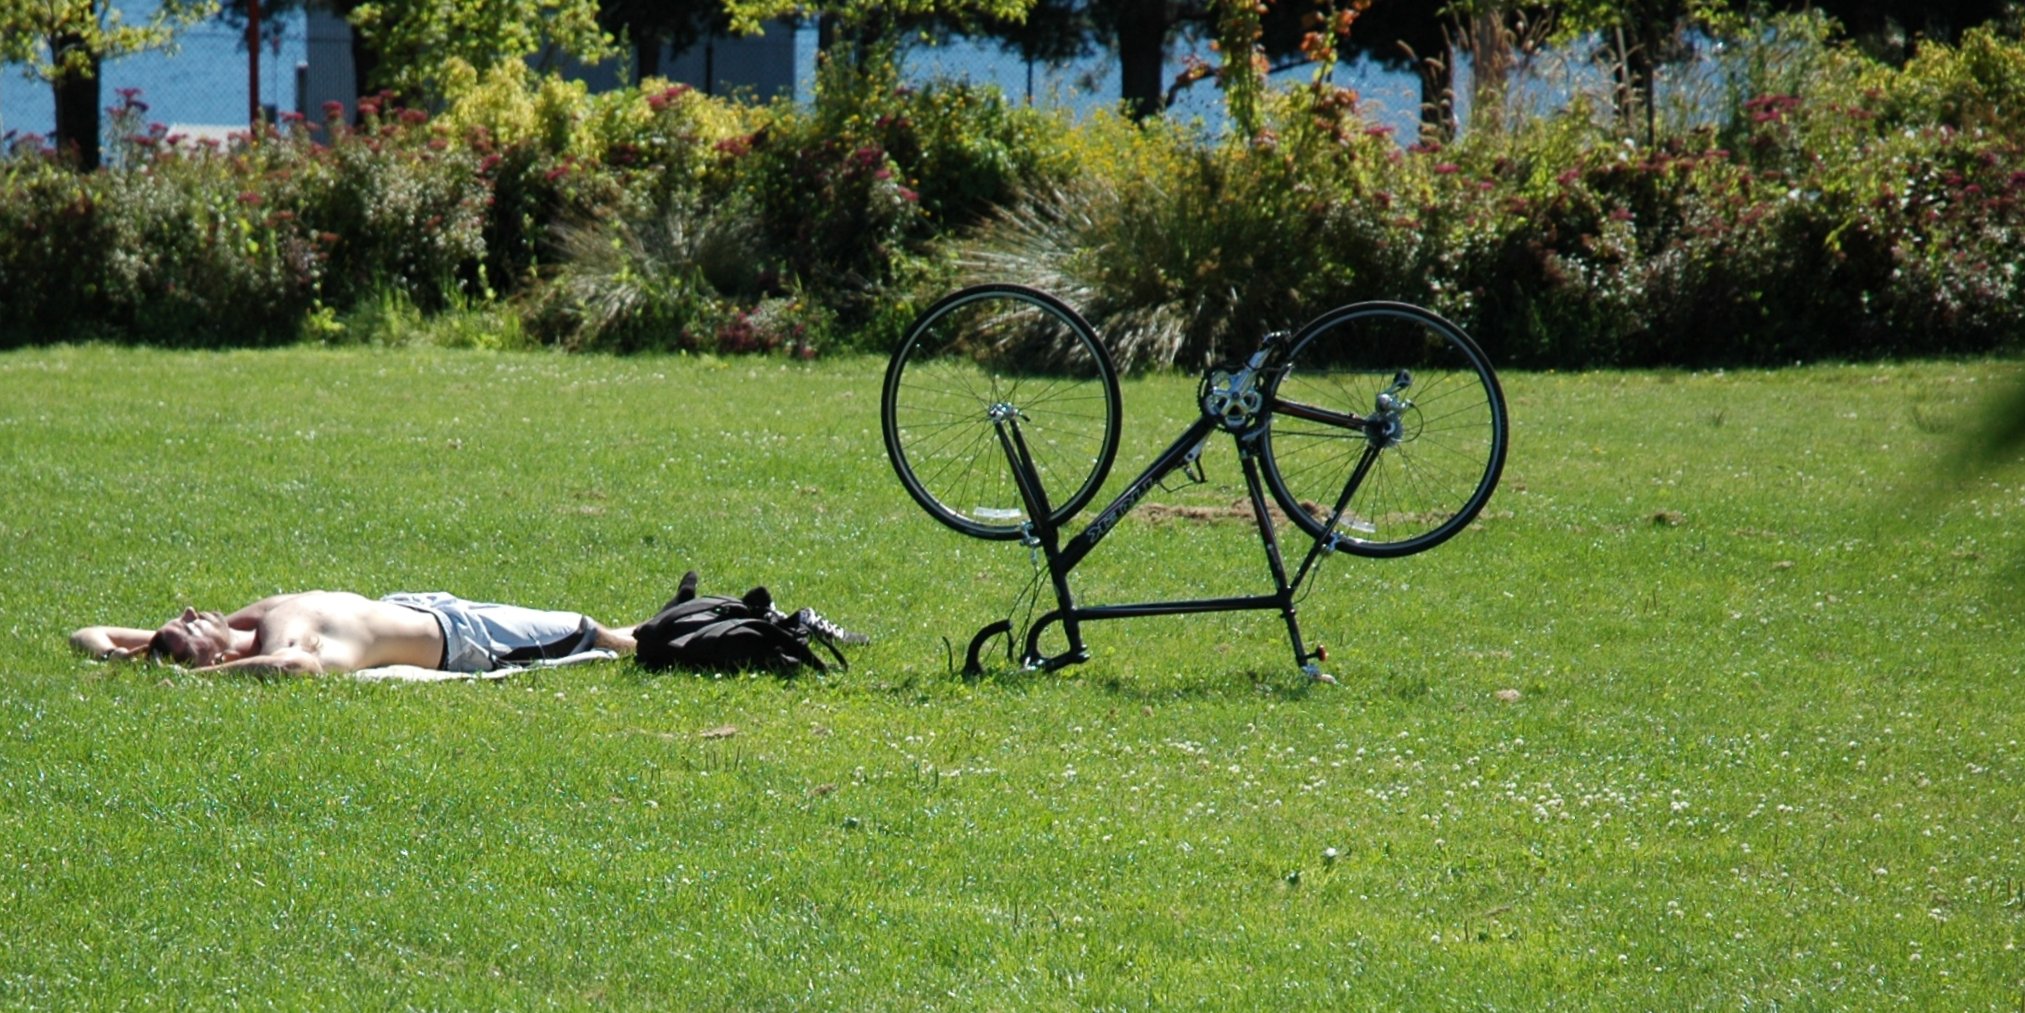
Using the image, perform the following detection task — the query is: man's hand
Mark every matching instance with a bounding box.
[195,647,324,677]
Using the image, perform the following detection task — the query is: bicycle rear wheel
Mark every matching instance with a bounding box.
[1260,301,1507,558]
[882,284,1122,540]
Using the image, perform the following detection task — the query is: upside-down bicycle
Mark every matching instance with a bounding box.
[880,284,1508,682]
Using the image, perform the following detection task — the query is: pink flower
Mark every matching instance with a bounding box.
[646,84,691,111]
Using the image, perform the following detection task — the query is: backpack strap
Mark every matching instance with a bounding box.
[655,570,703,614]
[808,634,847,671]
[777,611,850,671]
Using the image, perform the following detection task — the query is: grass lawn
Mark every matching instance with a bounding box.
[2,345,2021,1008]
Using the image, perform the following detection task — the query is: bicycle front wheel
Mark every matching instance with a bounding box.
[1260,302,1507,558]
[882,285,1122,540]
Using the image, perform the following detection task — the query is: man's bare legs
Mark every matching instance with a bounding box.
[592,622,638,655]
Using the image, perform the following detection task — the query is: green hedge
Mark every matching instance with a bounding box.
[3,24,2022,366]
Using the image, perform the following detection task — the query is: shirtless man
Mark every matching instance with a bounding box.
[71,591,641,678]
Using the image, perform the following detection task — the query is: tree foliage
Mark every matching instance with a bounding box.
[0,0,217,81]
[347,0,616,99]
[0,0,219,168]
[720,0,1032,35]
[599,0,726,78]
[1796,0,2021,59]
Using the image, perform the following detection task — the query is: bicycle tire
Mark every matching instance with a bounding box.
[1259,301,1507,558]
[882,284,1123,540]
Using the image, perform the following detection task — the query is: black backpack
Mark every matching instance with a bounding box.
[633,571,854,675]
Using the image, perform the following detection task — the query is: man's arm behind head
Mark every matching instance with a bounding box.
[70,626,157,661]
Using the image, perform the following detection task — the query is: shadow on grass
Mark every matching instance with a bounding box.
[950,661,1340,704]
[1893,369,2025,597]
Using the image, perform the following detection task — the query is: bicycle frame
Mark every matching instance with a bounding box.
[964,339,1381,682]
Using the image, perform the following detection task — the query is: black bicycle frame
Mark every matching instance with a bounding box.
[963,377,1382,678]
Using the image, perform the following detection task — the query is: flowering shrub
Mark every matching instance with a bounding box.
[542,47,1072,349]
[277,98,491,312]
[732,115,923,309]
[0,90,494,346]
[952,87,1423,371]
[940,21,2025,369]
[3,24,2023,364]
[0,157,127,344]
[0,95,327,346]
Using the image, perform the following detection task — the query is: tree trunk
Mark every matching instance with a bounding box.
[1116,0,1168,121]
[635,32,662,80]
[348,11,379,109]
[51,31,101,171]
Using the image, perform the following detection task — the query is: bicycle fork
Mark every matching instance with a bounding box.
[1236,440,1335,684]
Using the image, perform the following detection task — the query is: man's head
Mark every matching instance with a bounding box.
[148,608,231,666]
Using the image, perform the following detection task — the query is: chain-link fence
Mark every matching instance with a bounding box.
[2,17,1421,145]
[889,32,1420,134]
[1,14,311,141]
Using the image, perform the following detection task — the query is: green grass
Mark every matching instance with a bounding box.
[2,346,2022,1008]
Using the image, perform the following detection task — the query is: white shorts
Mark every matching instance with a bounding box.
[381,592,598,672]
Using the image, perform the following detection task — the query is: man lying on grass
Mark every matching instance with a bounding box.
[70,591,642,680]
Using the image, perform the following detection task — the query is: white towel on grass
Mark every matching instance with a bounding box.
[350,649,619,682]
